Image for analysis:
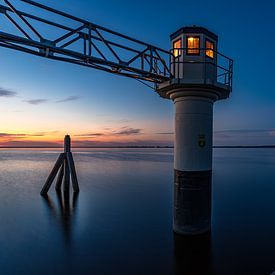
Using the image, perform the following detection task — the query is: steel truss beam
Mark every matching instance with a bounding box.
[0,0,171,83]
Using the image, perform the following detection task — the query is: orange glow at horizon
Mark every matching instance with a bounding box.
[0,126,173,147]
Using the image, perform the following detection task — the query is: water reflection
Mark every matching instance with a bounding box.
[3,148,275,274]
[174,232,212,274]
[42,191,79,245]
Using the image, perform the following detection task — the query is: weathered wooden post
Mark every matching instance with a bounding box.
[40,135,79,196]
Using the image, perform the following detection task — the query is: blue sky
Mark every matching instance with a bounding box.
[0,0,275,146]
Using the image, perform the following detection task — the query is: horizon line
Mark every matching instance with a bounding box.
[1,145,275,149]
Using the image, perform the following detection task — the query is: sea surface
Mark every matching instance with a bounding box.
[0,148,275,275]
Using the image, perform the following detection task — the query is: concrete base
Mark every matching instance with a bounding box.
[173,169,212,235]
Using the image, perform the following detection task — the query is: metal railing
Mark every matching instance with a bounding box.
[169,47,233,92]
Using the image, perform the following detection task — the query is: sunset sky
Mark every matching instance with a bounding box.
[0,0,275,147]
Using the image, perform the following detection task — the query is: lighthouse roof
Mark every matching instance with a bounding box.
[170,26,218,41]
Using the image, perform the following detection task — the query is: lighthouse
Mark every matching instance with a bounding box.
[157,26,233,235]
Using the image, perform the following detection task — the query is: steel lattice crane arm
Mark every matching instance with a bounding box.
[0,0,171,84]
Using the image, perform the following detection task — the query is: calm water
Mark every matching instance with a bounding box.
[0,148,275,275]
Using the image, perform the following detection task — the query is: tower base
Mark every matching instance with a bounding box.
[173,170,212,235]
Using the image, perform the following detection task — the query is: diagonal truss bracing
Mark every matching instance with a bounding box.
[0,0,171,83]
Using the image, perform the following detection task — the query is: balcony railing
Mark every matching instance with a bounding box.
[169,47,233,92]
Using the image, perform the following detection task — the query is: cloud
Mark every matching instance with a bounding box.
[74,133,104,137]
[31,132,48,137]
[215,129,275,139]
[215,129,272,134]
[0,131,58,138]
[118,119,132,123]
[75,127,142,138]
[0,133,27,138]
[114,127,142,136]
[56,95,80,103]
[106,119,132,123]
[0,87,17,97]
[214,129,275,146]
[96,114,111,117]
[25,99,48,105]
[0,133,45,138]
[156,132,174,135]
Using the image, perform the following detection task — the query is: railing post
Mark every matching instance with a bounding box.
[204,47,206,84]
[88,23,92,56]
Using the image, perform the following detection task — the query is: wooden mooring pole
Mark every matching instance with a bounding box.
[40,135,79,196]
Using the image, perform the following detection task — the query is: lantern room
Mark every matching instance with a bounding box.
[170,26,218,84]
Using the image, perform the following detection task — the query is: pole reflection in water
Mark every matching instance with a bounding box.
[42,190,79,245]
[174,232,212,274]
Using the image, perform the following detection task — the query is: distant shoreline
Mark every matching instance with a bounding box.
[213,145,275,148]
[0,146,173,149]
[0,146,275,149]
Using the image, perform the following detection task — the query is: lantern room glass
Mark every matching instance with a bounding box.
[206,39,214,58]
[173,39,182,58]
[187,37,200,55]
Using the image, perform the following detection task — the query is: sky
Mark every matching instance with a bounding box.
[0,0,275,147]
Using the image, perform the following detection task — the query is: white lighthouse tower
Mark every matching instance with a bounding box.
[157,26,233,235]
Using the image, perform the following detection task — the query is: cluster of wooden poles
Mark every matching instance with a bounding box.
[40,135,79,196]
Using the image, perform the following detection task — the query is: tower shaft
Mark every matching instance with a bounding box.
[173,93,214,234]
